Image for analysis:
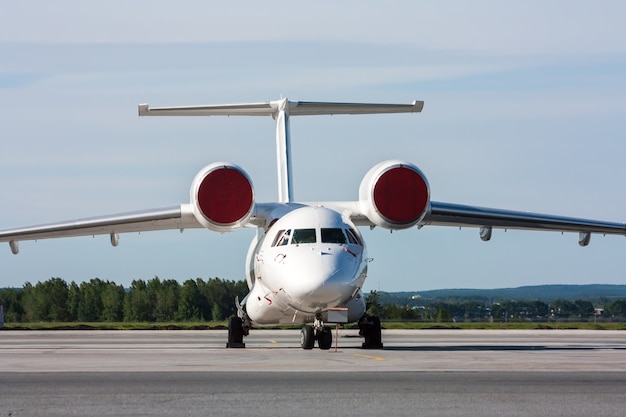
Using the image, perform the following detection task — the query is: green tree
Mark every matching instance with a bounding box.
[124,279,152,322]
[46,278,70,321]
[198,278,243,321]
[150,278,180,322]
[574,299,594,319]
[101,282,125,322]
[66,281,81,321]
[177,279,203,321]
[435,307,452,322]
[527,300,550,320]
[365,290,382,317]
[607,299,626,319]
[552,299,578,318]
[78,278,106,322]
[21,278,70,322]
[0,287,25,322]
[430,302,459,322]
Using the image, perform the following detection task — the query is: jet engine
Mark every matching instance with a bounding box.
[359,160,430,230]
[190,162,255,232]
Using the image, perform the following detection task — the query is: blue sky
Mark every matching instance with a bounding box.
[1,1,625,291]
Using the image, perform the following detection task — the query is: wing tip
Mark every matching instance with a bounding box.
[138,103,149,117]
[412,100,424,112]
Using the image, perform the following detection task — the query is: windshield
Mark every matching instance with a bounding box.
[291,228,316,244]
[321,228,347,244]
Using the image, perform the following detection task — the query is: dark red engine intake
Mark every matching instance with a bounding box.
[190,163,254,232]
[359,160,430,229]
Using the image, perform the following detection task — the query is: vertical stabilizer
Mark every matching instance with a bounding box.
[275,99,294,203]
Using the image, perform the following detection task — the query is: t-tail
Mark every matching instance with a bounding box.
[138,98,424,203]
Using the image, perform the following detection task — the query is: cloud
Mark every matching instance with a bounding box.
[2,1,626,56]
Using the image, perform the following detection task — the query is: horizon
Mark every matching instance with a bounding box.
[3,280,625,293]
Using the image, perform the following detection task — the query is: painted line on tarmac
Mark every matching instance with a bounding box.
[353,353,385,361]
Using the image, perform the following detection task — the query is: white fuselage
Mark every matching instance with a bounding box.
[243,206,368,325]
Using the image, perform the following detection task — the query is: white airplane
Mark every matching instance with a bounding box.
[1,98,625,349]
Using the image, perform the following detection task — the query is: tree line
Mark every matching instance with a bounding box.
[365,291,626,322]
[2,279,626,323]
[0,277,248,323]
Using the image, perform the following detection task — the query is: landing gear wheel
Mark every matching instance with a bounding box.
[226,316,246,348]
[300,325,315,350]
[317,327,333,350]
[359,315,383,349]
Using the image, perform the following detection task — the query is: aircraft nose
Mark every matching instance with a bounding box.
[293,247,360,308]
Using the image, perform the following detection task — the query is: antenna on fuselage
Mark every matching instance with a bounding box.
[138,98,424,203]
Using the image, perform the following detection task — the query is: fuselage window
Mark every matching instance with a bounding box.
[272,229,291,246]
[321,228,347,244]
[291,228,316,244]
[346,228,362,246]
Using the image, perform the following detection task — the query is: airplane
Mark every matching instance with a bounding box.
[1,98,625,350]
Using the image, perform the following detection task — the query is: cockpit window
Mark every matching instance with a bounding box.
[346,228,362,246]
[291,228,316,244]
[321,228,347,244]
[272,229,291,246]
[271,229,285,246]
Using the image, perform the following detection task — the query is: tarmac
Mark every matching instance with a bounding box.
[0,329,624,416]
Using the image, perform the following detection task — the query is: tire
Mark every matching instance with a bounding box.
[361,316,383,349]
[318,327,333,350]
[226,316,245,348]
[300,325,315,350]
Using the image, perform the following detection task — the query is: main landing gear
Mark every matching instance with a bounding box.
[227,297,251,348]
[226,316,247,348]
[358,315,383,349]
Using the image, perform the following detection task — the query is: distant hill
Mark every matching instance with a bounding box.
[377,284,626,305]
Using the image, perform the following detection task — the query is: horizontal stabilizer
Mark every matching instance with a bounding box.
[138,102,276,117]
[138,99,424,118]
[287,100,424,116]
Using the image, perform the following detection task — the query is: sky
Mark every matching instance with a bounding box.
[0,1,625,292]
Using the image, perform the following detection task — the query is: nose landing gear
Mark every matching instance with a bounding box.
[300,315,333,350]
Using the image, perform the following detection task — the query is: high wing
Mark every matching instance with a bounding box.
[0,205,202,254]
[424,201,626,246]
[0,198,285,254]
[326,200,626,247]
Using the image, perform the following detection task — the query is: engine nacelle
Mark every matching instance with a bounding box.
[359,160,430,230]
[190,162,254,232]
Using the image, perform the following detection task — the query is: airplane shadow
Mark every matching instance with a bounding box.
[375,345,626,352]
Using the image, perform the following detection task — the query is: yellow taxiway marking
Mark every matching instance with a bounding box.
[353,353,385,361]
